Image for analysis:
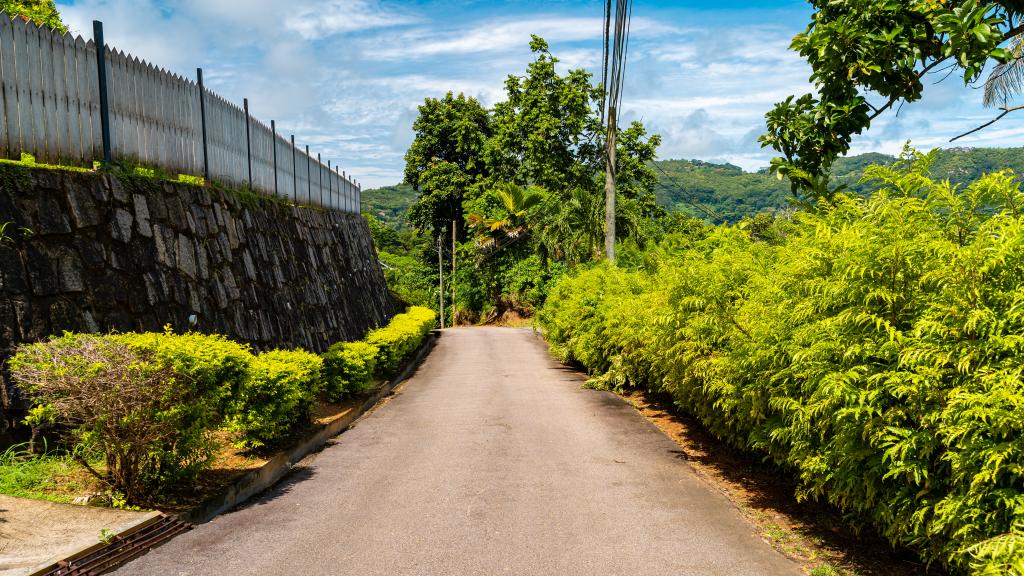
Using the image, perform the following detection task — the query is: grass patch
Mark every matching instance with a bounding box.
[0,443,99,504]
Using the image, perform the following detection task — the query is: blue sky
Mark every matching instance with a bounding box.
[53,0,1024,188]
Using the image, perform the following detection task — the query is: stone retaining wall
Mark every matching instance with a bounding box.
[0,166,398,431]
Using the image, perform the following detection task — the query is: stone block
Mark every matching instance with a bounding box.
[176,234,197,279]
[66,181,101,228]
[36,194,71,235]
[133,195,152,238]
[111,208,133,243]
[58,252,84,292]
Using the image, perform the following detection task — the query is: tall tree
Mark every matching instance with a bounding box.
[761,1,1024,199]
[404,92,491,240]
[0,0,66,32]
[486,36,662,261]
[486,36,603,193]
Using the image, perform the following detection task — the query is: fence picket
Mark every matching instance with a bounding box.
[83,38,99,160]
[0,15,14,159]
[64,33,80,162]
[38,24,56,162]
[26,23,47,163]
[11,18,34,158]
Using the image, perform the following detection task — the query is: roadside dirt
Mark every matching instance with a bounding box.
[622,390,938,576]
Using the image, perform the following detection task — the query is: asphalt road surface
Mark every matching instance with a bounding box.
[114,327,800,576]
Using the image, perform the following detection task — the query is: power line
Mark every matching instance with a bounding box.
[602,0,633,263]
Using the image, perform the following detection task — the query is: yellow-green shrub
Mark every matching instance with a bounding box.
[366,306,436,374]
[322,341,379,401]
[111,329,254,411]
[225,349,324,448]
[539,152,1024,575]
[9,333,221,504]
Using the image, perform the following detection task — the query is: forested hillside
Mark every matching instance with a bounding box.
[362,183,416,229]
[366,147,1024,226]
[655,146,1024,222]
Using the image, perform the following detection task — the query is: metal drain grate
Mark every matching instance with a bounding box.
[37,515,192,576]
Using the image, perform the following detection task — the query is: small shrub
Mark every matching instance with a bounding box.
[225,349,324,448]
[111,329,254,412]
[366,306,436,374]
[9,334,218,504]
[322,341,379,401]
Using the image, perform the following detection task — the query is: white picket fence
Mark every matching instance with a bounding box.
[0,12,359,212]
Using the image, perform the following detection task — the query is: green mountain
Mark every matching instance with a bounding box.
[656,147,1024,222]
[361,183,416,229]
[363,147,1024,227]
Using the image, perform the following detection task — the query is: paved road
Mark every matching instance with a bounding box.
[115,327,799,576]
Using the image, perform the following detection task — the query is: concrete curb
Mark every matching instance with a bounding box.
[25,511,164,576]
[180,330,440,524]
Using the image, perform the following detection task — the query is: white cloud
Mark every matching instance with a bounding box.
[368,15,674,60]
[51,1,1024,188]
[286,0,420,39]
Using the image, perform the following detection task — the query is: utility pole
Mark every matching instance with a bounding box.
[602,0,631,264]
[451,220,457,326]
[438,235,445,330]
[604,106,616,262]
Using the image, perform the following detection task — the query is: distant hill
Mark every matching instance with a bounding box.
[656,147,1024,222]
[361,183,416,229]
[363,147,1024,227]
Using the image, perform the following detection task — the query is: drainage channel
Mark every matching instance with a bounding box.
[37,515,192,576]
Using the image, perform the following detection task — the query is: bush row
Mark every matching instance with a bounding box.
[537,154,1024,575]
[10,307,436,504]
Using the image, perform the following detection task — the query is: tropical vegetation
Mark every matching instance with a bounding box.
[761,1,1024,198]
[384,35,663,322]
[538,149,1024,575]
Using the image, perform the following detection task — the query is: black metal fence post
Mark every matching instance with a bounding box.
[271,120,278,197]
[305,145,311,204]
[92,21,112,165]
[317,153,323,207]
[327,160,332,209]
[196,68,210,182]
[290,135,297,203]
[243,98,252,190]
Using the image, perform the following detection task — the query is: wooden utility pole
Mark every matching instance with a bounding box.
[451,220,457,326]
[438,235,445,329]
[604,106,617,262]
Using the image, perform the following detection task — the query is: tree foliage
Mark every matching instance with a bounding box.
[395,36,662,321]
[404,93,491,240]
[761,1,1024,198]
[0,0,65,32]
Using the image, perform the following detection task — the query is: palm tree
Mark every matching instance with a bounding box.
[984,34,1024,108]
[467,183,543,252]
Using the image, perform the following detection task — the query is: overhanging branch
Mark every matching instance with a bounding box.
[950,104,1024,142]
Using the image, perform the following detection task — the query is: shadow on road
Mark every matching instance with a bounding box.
[630,390,940,576]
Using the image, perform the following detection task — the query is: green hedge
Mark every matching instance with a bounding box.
[111,330,252,411]
[9,307,437,503]
[322,341,378,401]
[366,306,437,374]
[538,155,1024,575]
[225,349,324,448]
